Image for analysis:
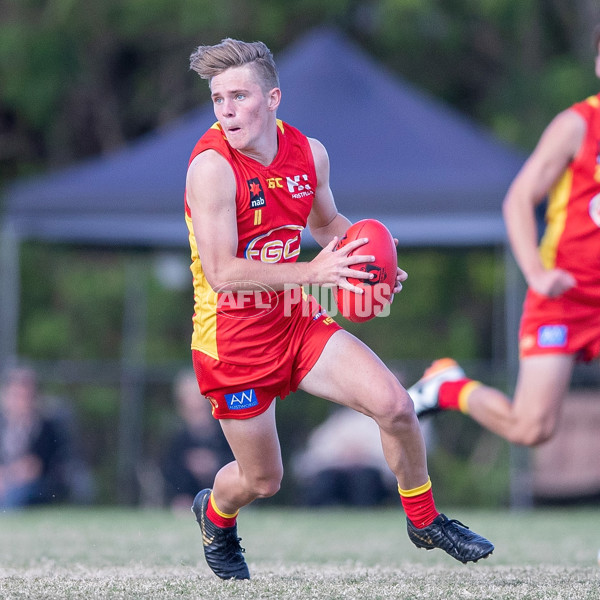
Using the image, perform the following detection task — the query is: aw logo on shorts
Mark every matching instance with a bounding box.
[537,325,568,348]
[225,388,258,410]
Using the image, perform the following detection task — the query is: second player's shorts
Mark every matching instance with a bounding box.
[519,289,600,361]
[192,310,342,420]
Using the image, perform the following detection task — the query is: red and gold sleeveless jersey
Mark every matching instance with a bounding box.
[539,93,600,305]
[184,119,319,365]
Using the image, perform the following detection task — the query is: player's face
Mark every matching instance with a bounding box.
[210,65,279,156]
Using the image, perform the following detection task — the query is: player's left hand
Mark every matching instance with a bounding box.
[391,238,407,299]
[393,266,408,293]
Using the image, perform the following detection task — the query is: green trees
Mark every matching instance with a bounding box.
[1,0,598,183]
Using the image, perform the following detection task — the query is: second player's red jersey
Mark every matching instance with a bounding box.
[185,119,321,365]
[539,93,600,305]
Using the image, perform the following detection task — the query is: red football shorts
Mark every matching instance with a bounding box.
[192,311,341,420]
[519,289,600,361]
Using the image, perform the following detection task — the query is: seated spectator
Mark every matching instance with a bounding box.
[161,370,233,511]
[0,365,76,508]
[292,406,398,507]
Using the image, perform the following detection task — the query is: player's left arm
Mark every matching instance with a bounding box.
[503,108,582,297]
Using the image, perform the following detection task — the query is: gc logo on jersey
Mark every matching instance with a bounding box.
[245,225,304,263]
[225,388,258,410]
[247,178,266,209]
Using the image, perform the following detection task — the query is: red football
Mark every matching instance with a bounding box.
[333,219,398,323]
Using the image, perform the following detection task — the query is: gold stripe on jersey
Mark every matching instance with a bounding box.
[586,95,600,108]
[254,209,262,226]
[185,212,219,359]
[539,169,572,269]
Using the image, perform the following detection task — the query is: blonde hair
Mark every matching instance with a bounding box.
[190,38,279,92]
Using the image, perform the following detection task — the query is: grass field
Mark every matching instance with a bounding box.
[1,505,599,599]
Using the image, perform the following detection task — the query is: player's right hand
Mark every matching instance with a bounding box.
[528,268,577,298]
[311,236,374,291]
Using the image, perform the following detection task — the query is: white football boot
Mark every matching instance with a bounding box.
[407,358,465,417]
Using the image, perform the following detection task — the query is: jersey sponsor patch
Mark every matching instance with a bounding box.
[286,173,314,199]
[247,178,266,209]
[537,324,568,348]
[224,388,258,410]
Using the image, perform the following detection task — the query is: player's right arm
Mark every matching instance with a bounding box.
[185,149,372,292]
[502,109,582,297]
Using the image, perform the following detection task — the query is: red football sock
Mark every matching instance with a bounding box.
[206,492,238,528]
[439,378,480,413]
[399,478,439,528]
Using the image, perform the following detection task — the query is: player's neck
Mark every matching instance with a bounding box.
[238,126,279,166]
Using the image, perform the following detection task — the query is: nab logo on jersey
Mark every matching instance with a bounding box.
[224,388,258,410]
[247,178,266,209]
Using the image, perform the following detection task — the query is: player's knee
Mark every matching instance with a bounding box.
[511,419,556,447]
[518,429,553,447]
[371,380,414,429]
[254,478,281,498]
[248,470,283,498]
